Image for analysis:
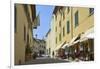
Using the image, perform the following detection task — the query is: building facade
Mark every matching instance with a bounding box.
[45,29,51,57]
[14,4,39,65]
[32,38,46,57]
[48,6,94,60]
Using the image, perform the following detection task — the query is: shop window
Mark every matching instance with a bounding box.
[89,39,94,52]
[84,42,88,53]
[74,11,79,28]
[80,43,84,51]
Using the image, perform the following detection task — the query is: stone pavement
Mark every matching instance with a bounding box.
[25,56,69,65]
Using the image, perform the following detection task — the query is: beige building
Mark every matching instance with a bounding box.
[45,29,51,57]
[52,7,72,58]
[14,4,39,65]
[32,38,46,56]
[48,6,94,60]
[49,15,56,58]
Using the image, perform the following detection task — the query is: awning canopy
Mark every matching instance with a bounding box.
[69,35,80,47]
[69,36,78,44]
[68,40,80,47]
[55,42,65,50]
[86,32,94,38]
[62,43,69,49]
[80,27,94,42]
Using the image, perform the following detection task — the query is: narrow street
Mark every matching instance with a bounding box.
[14,4,94,65]
[25,56,68,65]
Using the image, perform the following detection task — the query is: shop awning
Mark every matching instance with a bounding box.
[86,32,94,38]
[80,28,94,42]
[69,35,80,47]
[62,43,69,49]
[55,42,65,50]
[68,40,80,47]
[69,35,78,44]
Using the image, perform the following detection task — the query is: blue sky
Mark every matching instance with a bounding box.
[33,5,55,39]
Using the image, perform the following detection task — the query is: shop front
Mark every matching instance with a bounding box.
[68,41,80,61]
[62,43,69,59]
[68,35,81,61]
[79,28,94,61]
[57,48,66,59]
[68,38,94,61]
[79,38,94,61]
[55,42,66,59]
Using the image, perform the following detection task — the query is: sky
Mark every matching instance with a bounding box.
[33,5,55,39]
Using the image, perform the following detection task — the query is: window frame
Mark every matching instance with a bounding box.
[63,27,65,36]
[74,11,79,28]
[67,21,70,34]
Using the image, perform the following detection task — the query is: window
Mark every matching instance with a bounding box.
[59,21,61,27]
[55,27,57,32]
[63,11,65,20]
[74,11,79,28]
[24,26,26,41]
[63,27,65,36]
[89,8,94,16]
[67,7,70,14]
[14,5,17,33]
[49,48,51,54]
[59,33,61,41]
[59,9,62,16]
[55,14,57,20]
[67,21,70,34]
[56,37,57,44]
[89,39,94,52]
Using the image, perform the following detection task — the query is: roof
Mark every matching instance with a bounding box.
[53,6,64,14]
[33,38,46,43]
[30,5,36,21]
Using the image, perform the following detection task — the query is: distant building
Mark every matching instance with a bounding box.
[32,38,46,56]
[45,29,51,57]
[14,4,39,65]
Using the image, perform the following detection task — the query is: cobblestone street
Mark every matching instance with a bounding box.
[25,56,69,65]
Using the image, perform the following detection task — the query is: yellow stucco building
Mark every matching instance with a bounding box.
[14,4,39,65]
[47,6,94,60]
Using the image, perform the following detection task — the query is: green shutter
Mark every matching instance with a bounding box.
[75,11,79,28]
